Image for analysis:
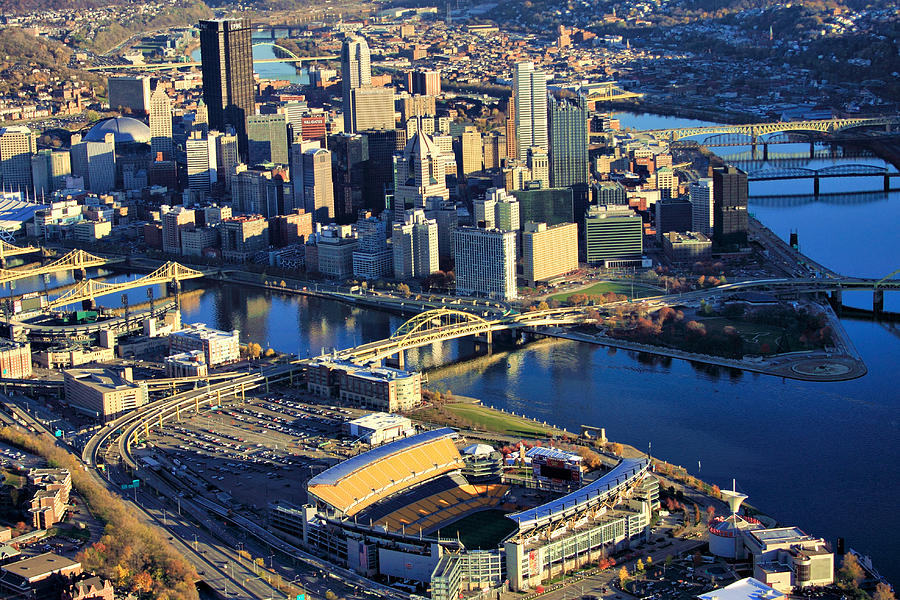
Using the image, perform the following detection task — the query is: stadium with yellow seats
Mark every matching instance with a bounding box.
[291,428,657,600]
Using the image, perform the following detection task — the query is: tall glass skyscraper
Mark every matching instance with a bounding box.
[341,36,372,133]
[548,94,589,188]
[199,18,254,158]
[514,62,547,160]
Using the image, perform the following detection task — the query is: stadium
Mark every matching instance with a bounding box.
[272,428,658,599]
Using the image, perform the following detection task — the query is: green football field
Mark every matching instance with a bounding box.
[431,509,517,549]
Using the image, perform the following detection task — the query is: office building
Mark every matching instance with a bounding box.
[170,323,240,366]
[149,86,174,159]
[248,113,289,165]
[108,76,150,114]
[690,177,714,236]
[522,221,578,286]
[215,127,240,189]
[655,197,693,240]
[186,130,217,199]
[0,553,83,600]
[526,146,549,189]
[220,214,269,261]
[392,209,438,280]
[162,205,195,254]
[548,95,589,188]
[424,197,458,262]
[300,148,335,223]
[595,181,627,205]
[0,126,36,195]
[70,133,115,194]
[584,205,643,264]
[482,132,505,170]
[514,62,548,160]
[495,190,520,232]
[180,226,218,256]
[364,129,405,212]
[458,126,482,175]
[454,227,517,300]
[350,87,395,133]
[316,224,358,278]
[329,133,369,223]
[661,231,712,264]
[63,366,148,421]
[398,95,437,123]
[341,36,372,133]
[0,340,32,379]
[505,97,517,160]
[31,150,70,197]
[232,166,290,217]
[392,129,449,221]
[473,189,496,229]
[269,209,313,247]
[408,68,441,96]
[344,413,415,446]
[353,212,392,279]
[712,165,749,247]
[199,18,255,157]
[512,187,574,226]
[165,350,208,379]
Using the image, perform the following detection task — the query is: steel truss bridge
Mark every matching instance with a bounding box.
[579,81,644,102]
[645,116,899,141]
[0,240,40,261]
[46,261,203,310]
[87,47,337,72]
[0,249,121,285]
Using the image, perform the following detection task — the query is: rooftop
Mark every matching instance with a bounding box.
[84,116,151,144]
[348,412,412,430]
[171,323,238,342]
[1,552,80,582]
[697,577,785,600]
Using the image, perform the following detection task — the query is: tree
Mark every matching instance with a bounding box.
[397,283,411,297]
[706,505,716,522]
[618,565,630,585]
[635,558,644,573]
[325,591,338,600]
[536,300,550,311]
[247,343,262,359]
[839,553,865,588]
[873,582,896,600]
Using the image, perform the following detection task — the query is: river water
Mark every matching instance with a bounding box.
[6,111,897,583]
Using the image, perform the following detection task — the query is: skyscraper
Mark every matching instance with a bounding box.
[407,68,441,96]
[108,76,151,114]
[458,126,482,176]
[584,205,643,265]
[0,126,36,196]
[353,212,392,280]
[526,146,549,189]
[454,227,517,300]
[70,132,115,195]
[392,129,448,222]
[341,36,372,133]
[199,18,255,158]
[392,209,439,280]
[214,127,240,190]
[186,130,218,200]
[548,94,589,188]
[349,87,395,133]
[149,86,174,160]
[302,148,335,224]
[247,113,289,165]
[690,178,714,236]
[514,62,548,160]
[712,165,748,248]
[31,149,71,197]
[329,133,369,224]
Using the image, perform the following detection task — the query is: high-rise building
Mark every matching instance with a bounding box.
[584,205,643,265]
[162,205,195,254]
[341,36,372,133]
[214,128,240,190]
[655,197,693,241]
[247,113,289,166]
[653,166,678,199]
[315,224,358,278]
[108,76,151,114]
[353,211,392,280]
[512,187,574,226]
[424,196,457,263]
[186,130,218,200]
[495,191,520,232]
[392,129,448,222]
[199,18,255,157]
[522,221,579,286]
[221,215,269,262]
[300,148,335,224]
[407,68,441,96]
[392,209,438,280]
[70,133,115,194]
[329,133,369,224]
[712,165,749,248]
[458,127,482,176]
[149,86,174,160]
[595,181,627,205]
[473,191,496,229]
[514,62,548,160]
[526,146,549,189]
[269,209,313,247]
[505,97,517,160]
[454,227,517,300]
[0,126,36,196]
[31,150,70,197]
[364,129,406,212]
[482,132,505,170]
[548,95,589,188]
[350,87,395,133]
[232,165,291,217]
[690,178,714,236]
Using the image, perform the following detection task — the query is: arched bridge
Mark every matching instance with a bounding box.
[645,116,899,141]
[337,307,585,365]
[0,249,122,285]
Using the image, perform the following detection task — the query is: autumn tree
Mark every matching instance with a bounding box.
[618,565,630,585]
[839,552,865,588]
[873,582,896,600]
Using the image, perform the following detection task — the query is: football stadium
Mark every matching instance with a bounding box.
[271,428,657,599]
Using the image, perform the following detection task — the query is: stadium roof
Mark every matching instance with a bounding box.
[526,446,582,462]
[462,443,495,456]
[0,193,41,231]
[84,116,151,144]
[309,427,457,486]
[507,457,649,529]
[697,577,784,600]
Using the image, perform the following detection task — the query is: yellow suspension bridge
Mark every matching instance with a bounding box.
[0,249,121,285]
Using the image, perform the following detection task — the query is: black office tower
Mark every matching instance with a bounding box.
[199,18,255,159]
[548,94,589,189]
[712,165,748,248]
[362,129,406,213]
[329,133,370,224]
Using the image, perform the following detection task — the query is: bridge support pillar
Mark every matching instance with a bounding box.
[810,142,815,158]
[813,176,820,197]
[873,289,884,316]
[385,350,405,370]
[474,331,493,353]
[74,268,86,281]
[830,289,843,312]
[762,143,768,161]
[885,174,891,192]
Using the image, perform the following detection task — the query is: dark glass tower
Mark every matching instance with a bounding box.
[548,94,589,189]
[199,18,255,158]
[712,165,749,248]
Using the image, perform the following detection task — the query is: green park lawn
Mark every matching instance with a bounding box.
[443,403,554,438]
[549,281,660,303]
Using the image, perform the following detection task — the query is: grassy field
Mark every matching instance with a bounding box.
[435,509,517,549]
[698,316,794,353]
[443,403,554,438]
[549,281,660,302]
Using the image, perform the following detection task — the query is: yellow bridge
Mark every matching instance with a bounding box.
[46,261,204,310]
[0,240,41,262]
[643,116,899,141]
[581,81,644,102]
[0,249,120,285]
